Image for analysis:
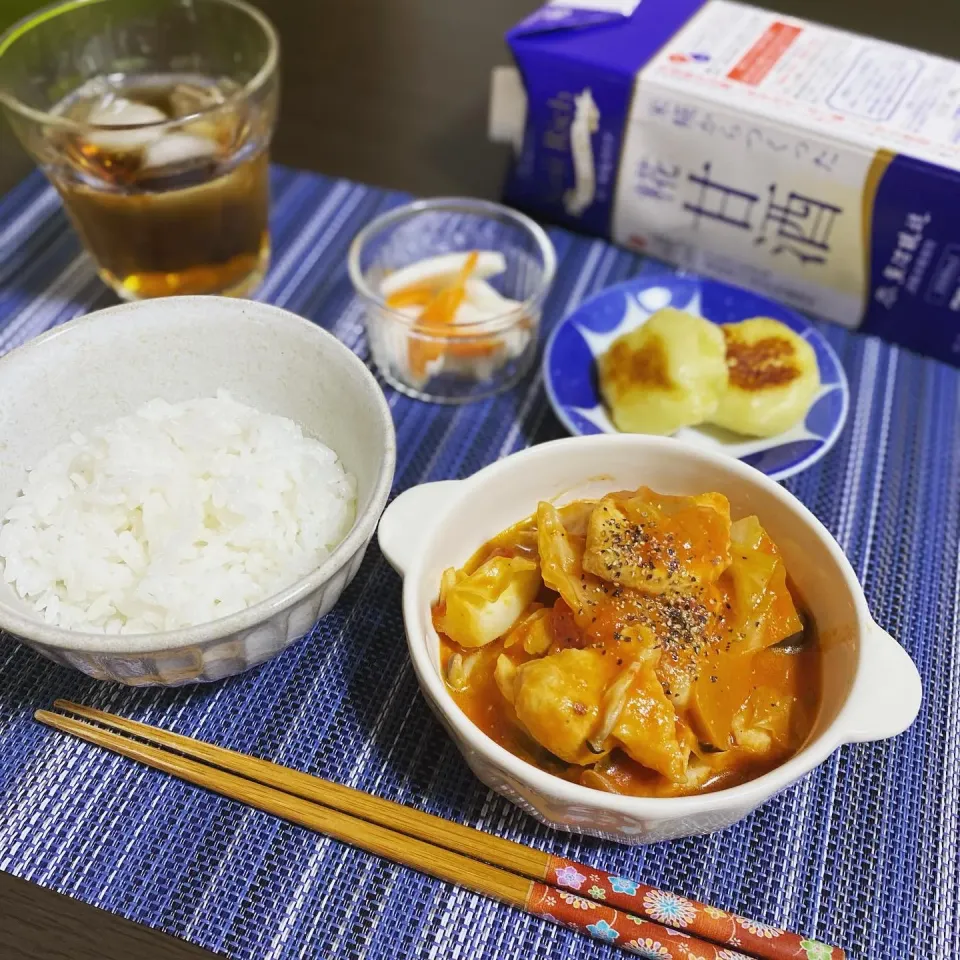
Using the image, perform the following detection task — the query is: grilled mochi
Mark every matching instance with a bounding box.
[710,317,820,437]
[598,308,728,435]
[582,487,732,594]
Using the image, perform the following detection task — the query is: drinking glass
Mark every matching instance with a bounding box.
[0,0,279,299]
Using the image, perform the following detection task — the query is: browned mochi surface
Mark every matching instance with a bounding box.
[710,317,821,437]
[723,325,801,391]
[597,309,729,436]
[603,333,673,392]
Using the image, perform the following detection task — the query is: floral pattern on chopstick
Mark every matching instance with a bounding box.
[542,854,844,960]
[626,938,672,959]
[528,881,740,960]
[643,891,698,928]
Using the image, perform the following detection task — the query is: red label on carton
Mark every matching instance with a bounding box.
[727,21,802,85]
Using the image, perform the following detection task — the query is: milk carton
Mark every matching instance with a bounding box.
[498,0,960,365]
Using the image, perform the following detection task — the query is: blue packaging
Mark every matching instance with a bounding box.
[500,0,960,366]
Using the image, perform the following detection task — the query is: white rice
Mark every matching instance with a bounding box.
[0,391,356,635]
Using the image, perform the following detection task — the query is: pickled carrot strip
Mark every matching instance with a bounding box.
[418,251,479,328]
[408,338,441,380]
[444,338,500,361]
[385,281,438,310]
[408,251,481,378]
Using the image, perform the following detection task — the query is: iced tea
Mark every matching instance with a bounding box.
[48,72,271,299]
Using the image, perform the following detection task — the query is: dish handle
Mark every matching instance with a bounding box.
[377,481,462,578]
[839,622,922,743]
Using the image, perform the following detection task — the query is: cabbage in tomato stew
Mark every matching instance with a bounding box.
[433,487,820,798]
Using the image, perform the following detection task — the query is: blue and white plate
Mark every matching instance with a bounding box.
[544,274,849,481]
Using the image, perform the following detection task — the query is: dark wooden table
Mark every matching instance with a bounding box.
[0,0,956,956]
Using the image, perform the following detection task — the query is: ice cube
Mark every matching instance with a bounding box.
[88,96,167,126]
[169,82,226,118]
[85,96,167,151]
[142,132,218,170]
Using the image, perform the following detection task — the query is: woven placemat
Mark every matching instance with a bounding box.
[0,166,953,960]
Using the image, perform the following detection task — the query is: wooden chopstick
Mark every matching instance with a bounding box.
[41,702,844,960]
[36,708,719,960]
[51,698,538,876]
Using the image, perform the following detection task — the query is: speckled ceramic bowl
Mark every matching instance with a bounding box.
[0,297,396,685]
[379,435,921,843]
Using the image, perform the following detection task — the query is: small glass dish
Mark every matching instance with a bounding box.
[348,197,556,403]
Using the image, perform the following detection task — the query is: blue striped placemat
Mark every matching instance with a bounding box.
[0,166,954,960]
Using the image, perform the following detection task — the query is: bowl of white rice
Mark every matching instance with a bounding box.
[0,296,396,685]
